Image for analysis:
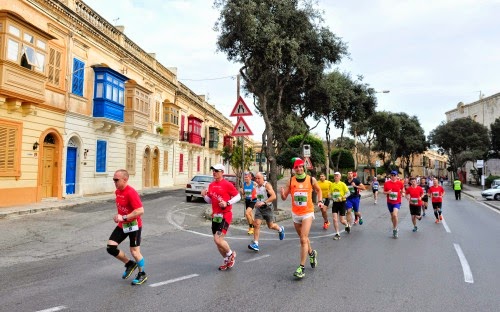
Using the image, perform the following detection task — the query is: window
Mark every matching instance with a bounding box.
[72,58,85,96]
[126,142,136,174]
[6,25,46,73]
[94,71,125,105]
[96,140,107,173]
[197,156,200,172]
[163,151,168,171]
[0,120,22,177]
[179,153,184,173]
[47,46,63,88]
[155,101,160,123]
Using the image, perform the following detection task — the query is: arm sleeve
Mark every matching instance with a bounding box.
[228,193,241,205]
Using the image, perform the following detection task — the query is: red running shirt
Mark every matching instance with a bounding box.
[115,185,143,228]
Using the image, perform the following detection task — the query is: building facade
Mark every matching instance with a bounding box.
[0,0,248,207]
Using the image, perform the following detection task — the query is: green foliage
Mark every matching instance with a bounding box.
[331,149,354,171]
[486,175,500,188]
[490,117,500,158]
[278,134,325,172]
[429,117,490,175]
[224,140,254,188]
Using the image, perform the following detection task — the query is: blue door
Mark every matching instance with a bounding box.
[66,147,77,194]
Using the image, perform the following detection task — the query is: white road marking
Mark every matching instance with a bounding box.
[36,306,67,312]
[453,243,474,283]
[441,219,451,233]
[480,202,500,214]
[149,274,200,288]
[242,254,271,263]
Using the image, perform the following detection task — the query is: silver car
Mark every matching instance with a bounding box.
[481,185,500,200]
[185,175,213,202]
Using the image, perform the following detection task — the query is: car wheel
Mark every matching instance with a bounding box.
[494,194,500,201]
[186,196,192,202]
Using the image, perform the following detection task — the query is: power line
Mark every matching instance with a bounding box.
[180,75,237,81]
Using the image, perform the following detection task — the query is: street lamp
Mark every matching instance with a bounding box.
[376,90,390,93]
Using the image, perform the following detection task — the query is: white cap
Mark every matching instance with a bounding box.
[210,164,224,171]
[334,172,341,175]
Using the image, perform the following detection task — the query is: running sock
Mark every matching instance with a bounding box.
[226,250,233,257]
[249,224,254,228]
[137,258,145,270]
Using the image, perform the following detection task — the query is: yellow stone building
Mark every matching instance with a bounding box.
[0,0,247,207]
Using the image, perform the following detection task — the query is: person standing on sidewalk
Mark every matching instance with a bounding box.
[241,171,257,235]
[429,178,445,223]
[330,172,350,240]
[453,177,462,200]
[248,172,285,252]
[383,170,405,238]
[371,176,380,204]
[280,157,324,279]
[405,177,424,232]
[345,171,366,227]
[201,164,241,271]
[317,173,333,229]
[107,169,148,285]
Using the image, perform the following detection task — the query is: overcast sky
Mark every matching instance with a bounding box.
[83,0,500,142]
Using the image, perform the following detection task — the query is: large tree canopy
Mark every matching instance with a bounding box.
[490,117,500,158]
[214,0,348,203]
[428,117,490,176]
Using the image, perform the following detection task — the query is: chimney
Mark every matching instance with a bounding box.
[116,25,125,33]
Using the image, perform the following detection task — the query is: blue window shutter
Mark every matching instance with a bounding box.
[96,140,107,172]
[72,58,85,96]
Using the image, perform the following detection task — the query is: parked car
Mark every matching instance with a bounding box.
[260,172,267,181]
[185,174,213,202]
[223,174,238,188]
[481,185,500,200]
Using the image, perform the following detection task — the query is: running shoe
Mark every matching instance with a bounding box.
[122,261,137,279]
[413,226,418,232]
[248,242,259,251]
[323,221,330,230]
[226,251,236,269]
[218,258,229,271]
[435,219,440,224]
[353,218,358,225]
[279,226,285,240]
[417,216,422,221]
[309,250,318,268]
[294,266,305,279]
[393,229,398,239]
[359,218,364,225]
[333,233,341,240]
[345,224,351,234]
[247,227,254,235]
[131,272,148,285]
[422,212,426,216]
[439,215,443,220]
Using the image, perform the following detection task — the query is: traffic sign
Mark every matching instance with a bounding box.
[231,117,253,136]
[304,157,313,170]
[230,96,253,117]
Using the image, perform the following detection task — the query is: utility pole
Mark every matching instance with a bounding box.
[237,74,244,188]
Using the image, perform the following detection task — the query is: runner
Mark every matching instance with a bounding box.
[241,171,257,235]
[371,176,379,204]
[405,177,424,232]
[330,172,350,240]
[280,157,324,279]
[107,169,148,285]
[345,171,366,228]
[428,178,445,223]
[420,178,429,216]
[383,170,405,238]
[317,173,333,229]
[201,164,241,270]
[248,172,285,251]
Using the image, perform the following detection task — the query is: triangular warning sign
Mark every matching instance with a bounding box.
[231,117,253,136]
[304,157,313,169]
[230,96,253,117]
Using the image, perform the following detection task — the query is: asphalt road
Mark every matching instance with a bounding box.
[0,189,499,312]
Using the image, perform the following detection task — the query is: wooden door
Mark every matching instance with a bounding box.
[42,146,55,197]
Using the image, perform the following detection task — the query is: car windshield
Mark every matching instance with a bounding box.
[225,176,237,182]
[192,176,213,183]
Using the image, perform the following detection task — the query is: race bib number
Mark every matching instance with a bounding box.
[332,192,341,201]
[213,213,223,223]
[389,191,398,200]
[410,198,418,205]
[348,186,355,193]
[257,194,265,201]
[245,190,252,197]
[373,185,379,190]
[293,191,308,206]
[122,220,139,233]
[432,192,440,198]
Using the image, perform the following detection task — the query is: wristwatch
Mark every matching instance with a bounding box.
[122,215,128,221]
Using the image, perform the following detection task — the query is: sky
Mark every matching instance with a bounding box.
[83,0,500,142]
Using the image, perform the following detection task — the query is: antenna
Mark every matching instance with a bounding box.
[113,17,120,25]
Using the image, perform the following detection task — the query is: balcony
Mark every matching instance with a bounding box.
[179,131,204,146]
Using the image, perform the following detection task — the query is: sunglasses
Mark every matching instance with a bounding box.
[212,169,222,172]
[113,178,120,182]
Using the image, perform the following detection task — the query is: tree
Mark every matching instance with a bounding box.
[369,111,400,171]
[490,117,500,158]
[428,117,490,177]
[214,0,347,205]
[225,139,254,188]
[393,113,427,177]
[277,134,325,177]
[330,149,354,172]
